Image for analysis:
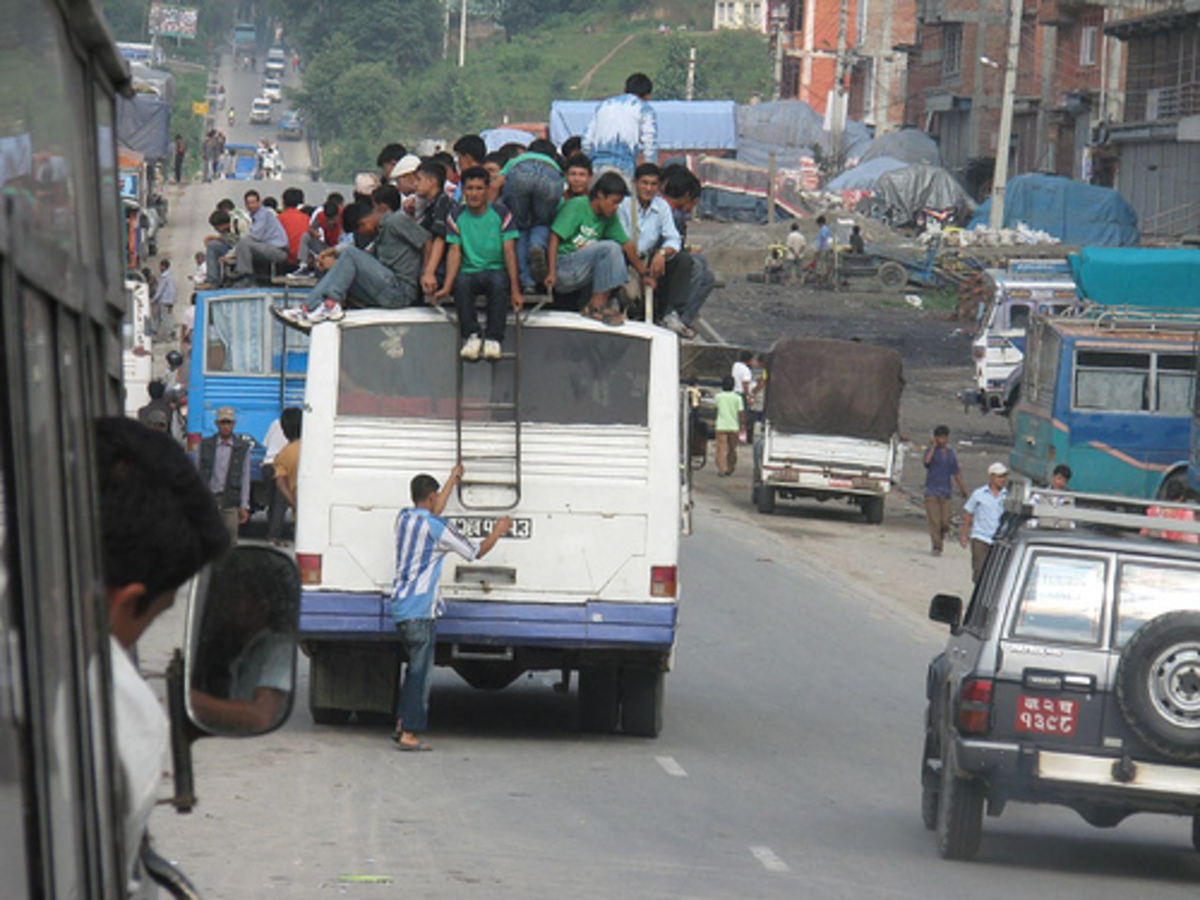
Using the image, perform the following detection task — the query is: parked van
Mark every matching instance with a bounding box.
[295,309,690,736]
[963,259,1077,415]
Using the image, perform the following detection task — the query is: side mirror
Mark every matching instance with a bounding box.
[184,546,300,737]
[929,593,963,632]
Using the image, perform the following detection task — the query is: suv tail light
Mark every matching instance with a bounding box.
[297,553,322,586]
[650,566,676,598]
[958,678,993,735]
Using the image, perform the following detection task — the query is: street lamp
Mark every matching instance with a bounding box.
[989,0,1023,231]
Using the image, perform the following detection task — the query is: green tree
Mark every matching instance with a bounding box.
[653,37,705,101]
[700,30,772,102]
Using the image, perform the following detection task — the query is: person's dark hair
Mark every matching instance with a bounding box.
[262,196,279,210]
[341,202,373,234]
[376,143,407,168]
[280,407,303,441]
[564,153,592,174]
[933,424,950,437]
[529,138,558,159]
[816,215,827,225]
[411,474,440,505]
[431,151,457,175]
[282,187,304,208]
[484,151,508,169]
[591,171,629,200]
[326,191,344,207]
[322,196,341,219]
[721,375,735,391]
[372,184,402,212]
[96,418,229,611]
[148,379,166,400]
[244,189,261,203]
[159,258,171,270]
[496,142,523,161]
[1164,479,1187,502]
[625,72,653,97]
[216,198,235,212]
[661,164,701,200]
[634,162,661,182]
[560,135,583,158]
[1053,464,1073,480]
[460,165,490,186]
[417,160,446,189]
[453,134,487,164]
[738,350,754,363]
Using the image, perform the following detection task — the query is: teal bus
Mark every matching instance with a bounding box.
[1010,308,1199,499]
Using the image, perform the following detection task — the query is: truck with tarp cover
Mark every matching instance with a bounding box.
[752,338,905,523]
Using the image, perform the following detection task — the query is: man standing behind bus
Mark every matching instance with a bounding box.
[391,465,511,751]
[197,407,252,543]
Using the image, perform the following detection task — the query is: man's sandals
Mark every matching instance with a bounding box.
[582,302,625,327]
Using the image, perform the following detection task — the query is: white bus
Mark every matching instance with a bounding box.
[295,309,690,736]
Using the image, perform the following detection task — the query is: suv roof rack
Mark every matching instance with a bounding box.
[1004,479,1200,538]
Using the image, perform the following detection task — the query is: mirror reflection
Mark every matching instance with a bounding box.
[188,547,299,735]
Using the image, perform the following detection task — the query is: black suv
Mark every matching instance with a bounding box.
[923,488,1200,859]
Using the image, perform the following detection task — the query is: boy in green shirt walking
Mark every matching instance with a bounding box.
[712,374,746,477]
[435,167,523,361]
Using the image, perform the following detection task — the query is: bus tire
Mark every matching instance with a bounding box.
[864,495,885,525]
[579,666,620,733]
[621,669,664,738]
[1158,471,1190,502]
[756,483,776,515]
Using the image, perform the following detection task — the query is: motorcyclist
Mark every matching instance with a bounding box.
[228,107,236,127]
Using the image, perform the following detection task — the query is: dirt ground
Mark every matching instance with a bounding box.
[686,218,1019,616]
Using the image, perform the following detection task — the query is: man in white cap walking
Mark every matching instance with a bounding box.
[196,406,252,543]
[960,461,1009,582]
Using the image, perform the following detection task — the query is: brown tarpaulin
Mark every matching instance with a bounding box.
[764,338,904,441]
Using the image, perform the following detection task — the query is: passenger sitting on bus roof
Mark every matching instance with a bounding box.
[483,152,508,204]
[433,167,522,362]
[453,134,487,178]
[376,143,408,185]
[560,134,583,159]
[618,163,692,337]
[202,210,234,287]
[274,189,428,328]
[432,151,459,200]
[415,161,453,298]
[545,171,647,326]
[230,190,288,286]
[276,187,310,267]
[563,154,592,202]
[500,138,564,294]
[661,164,716,334]
[293,193,343,275]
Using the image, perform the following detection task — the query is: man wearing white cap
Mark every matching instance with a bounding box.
[960,461,1009,582]
[196,406,252,543]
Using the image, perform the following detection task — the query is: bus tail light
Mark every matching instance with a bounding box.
[958,678,994,735]
[972,345,986,361]
[297,553,322,586]
[650,566,676,598]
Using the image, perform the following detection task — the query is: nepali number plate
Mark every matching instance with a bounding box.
[447,517,532,540]
[1015,695,1078,736]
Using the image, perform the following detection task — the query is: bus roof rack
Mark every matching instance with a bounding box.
[1004,479,1200,538]
[1073,304,1200,332]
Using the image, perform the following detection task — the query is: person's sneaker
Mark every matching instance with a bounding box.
[460,334,483,361]
[308,301,345,323]
[483,339,502,360]
[662,311,696,339]
[529,245,549,285]
[285,266,314,279]
[271,305,313,331]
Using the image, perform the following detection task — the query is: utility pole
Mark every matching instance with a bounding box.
[443,0,450,60]
[457,0,468,68]
[686,46,697,101]
[772,11,785,100]
[989,0,1022,230]
[830,0,848,171]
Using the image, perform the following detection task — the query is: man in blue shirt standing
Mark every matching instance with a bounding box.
[961,461,1009,582]
[923,425,967,556]
[583,72,658,182]
[390,465,510,751]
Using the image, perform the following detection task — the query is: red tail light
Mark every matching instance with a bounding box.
[297,553,322,586]
[958,678,993,735]
[972,345,986,361]
[650,566,677,598]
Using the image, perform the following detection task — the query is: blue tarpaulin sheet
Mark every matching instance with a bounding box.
[825,155,908,191]
[549,100,737,151]
[971,174,1140,246]
[1068,247,1200,307]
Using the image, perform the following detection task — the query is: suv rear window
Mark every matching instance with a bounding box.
[1115,561,1200,647]
[1011,554,1107,645]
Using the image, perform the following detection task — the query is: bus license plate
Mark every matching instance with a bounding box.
[448,517,532,540]
[1016,695,1077,736]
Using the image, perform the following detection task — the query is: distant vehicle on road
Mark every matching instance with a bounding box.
[277,110,303,140]
[223,142,261,179]
[262,77,282,102]
[265,46,286,77]
[233,21,256,48]
[250,96,272,124]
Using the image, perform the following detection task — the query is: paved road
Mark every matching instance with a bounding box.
[146,507,1200,899]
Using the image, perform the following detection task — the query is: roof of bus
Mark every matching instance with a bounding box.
[1044,316,1200,346]
[336,307,671,339]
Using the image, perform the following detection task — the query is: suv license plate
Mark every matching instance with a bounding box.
[1016,695,1078,736]
[447,517,532,540]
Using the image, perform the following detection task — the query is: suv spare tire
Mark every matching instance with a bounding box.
[1117,611,1200,762]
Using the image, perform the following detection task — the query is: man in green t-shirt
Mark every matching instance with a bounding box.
[544,171,650,326]
[712,374,746,477]
[435,167,523,361]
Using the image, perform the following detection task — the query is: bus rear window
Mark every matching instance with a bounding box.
[337,323,650,426]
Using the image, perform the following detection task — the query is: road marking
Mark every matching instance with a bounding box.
[655,755,688,777]
[749,846,790,873]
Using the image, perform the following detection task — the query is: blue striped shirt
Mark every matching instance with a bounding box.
[582,93,658,177]
[390,508,479,622]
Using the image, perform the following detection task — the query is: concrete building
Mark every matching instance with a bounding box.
[713,0,771,30]
[1103,1,1200,237]
[905,0,1171,198]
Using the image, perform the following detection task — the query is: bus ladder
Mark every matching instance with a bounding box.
[455,311,521,511]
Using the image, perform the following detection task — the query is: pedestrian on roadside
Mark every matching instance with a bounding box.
[172,134,186,184]
[785,222,807,282]
[269,408,302,546]
[196,407,252,544]
[150,258,176,339]
[390,466,511,751]
[713,374,745,477]
[960,461,1009,582]
[731,350,760,442]
[923,425,967,556]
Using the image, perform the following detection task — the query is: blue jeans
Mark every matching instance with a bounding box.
[453,268,510,342]
[304,246,406,311]
[684,252,717,325]
[206,238,232,284]
[395,618,436,733]
[502,161,562,285]
[555,241,626,298]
